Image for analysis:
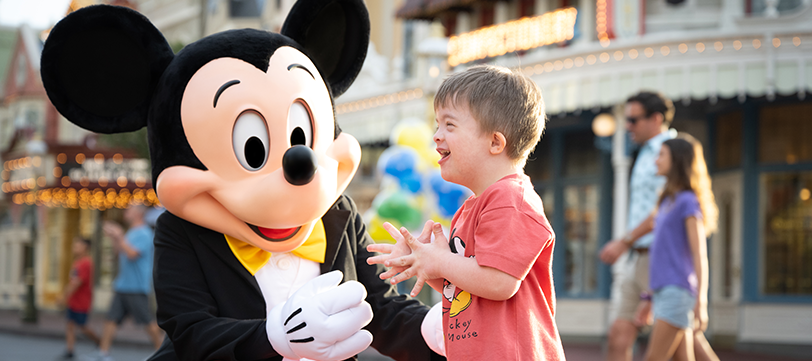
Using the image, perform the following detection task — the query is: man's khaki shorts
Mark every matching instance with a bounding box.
[608,252,650,323]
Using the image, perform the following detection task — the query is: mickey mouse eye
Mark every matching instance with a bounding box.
[288,101,313,148]
[232,111,269,171]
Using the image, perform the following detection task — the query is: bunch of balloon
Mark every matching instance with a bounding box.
[364,118,471,245]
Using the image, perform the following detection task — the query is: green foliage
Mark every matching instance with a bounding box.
[98,127,150,159]
[170,41,186,54]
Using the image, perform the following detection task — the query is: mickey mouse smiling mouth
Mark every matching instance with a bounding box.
[248,224,302,242]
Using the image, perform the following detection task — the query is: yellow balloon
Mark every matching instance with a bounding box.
[419,147,441,169]
[367,215,397,244]
[393,121,433,150]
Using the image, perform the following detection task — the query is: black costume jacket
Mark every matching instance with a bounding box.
[149,195,442,361]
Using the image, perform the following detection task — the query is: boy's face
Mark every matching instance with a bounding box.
[434,102,493,188]
[72,239,88,257]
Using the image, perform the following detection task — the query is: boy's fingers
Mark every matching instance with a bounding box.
[366,243,394,254]
[379,267,402,280]
[400,228,421,250]
[382,222,404,242]
[366,255,387,265]
[417,221,434,244]
[410,278,426,297]
[432,223,446,241]
[385,255,413,268]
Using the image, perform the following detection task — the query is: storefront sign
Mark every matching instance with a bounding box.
[66,158,150,186]
[447,7,578,67]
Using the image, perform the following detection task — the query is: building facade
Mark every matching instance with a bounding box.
[6,0,809,351]
[0,4,159,315]
[333,0,812,350]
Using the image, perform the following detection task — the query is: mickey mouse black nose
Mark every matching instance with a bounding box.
[282,145,317,186]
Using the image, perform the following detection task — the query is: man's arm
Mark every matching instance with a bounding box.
[599,213,655,265]
[103,222,140,260]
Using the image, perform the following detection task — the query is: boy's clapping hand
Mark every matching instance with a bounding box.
[367,221,433,279]
[368,221,450,297]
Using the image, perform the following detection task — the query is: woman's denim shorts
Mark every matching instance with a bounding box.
[652,285,696,329]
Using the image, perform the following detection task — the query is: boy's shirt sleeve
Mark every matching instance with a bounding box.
[473,206,551,281]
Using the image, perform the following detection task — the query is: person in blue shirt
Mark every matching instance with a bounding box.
[599,92,718,361]
[599,91,675,361]
[97,205,163,361]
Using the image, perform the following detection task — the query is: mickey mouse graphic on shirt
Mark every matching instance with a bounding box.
[40,2,444,360]
[442,230,472,318]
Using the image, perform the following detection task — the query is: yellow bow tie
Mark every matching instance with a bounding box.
[224,220,327,276]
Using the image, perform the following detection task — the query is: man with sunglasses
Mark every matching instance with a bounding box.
[599,91,675,361]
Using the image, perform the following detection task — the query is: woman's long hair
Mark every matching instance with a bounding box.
[657,134,718,235]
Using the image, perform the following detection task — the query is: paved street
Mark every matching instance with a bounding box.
[0,310,808,361]
[0,333,150,361]
[1,332,809,361]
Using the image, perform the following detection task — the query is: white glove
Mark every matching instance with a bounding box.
[420,302,445,356]
[266,270,374,361]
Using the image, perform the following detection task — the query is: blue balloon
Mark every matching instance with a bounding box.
[429,171,469,218]
[381,147,419,180]
[399,172,423,193]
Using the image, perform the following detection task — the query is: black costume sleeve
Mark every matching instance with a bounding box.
[336,196,446,361]
[152,213,278,361]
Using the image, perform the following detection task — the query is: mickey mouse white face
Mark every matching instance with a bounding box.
[156,47,361,253]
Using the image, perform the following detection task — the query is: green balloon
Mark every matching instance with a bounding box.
[377,192,422,230]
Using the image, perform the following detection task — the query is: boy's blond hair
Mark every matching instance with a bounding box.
[434,65,545,167]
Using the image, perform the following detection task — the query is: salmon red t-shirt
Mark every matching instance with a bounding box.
[68,256,93,313]
[442,173,564,361]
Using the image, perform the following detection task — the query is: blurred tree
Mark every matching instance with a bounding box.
[170,41,186,54]
[98,127,150,159]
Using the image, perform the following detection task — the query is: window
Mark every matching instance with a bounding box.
[719,196,735,298]
[359,146,385,180]
[519,0,535,17]
[563,184,599,295]
[760,172,812,295]
[526,137,551,182]
[442,14,457,38]
[563,131,599,177]
[229,0,265,17]
[715,111,742,169]
[479,3,494,27]
[759,103,812,165]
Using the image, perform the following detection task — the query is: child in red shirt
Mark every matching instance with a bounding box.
[60,237,100,359]
[369,65,565,360]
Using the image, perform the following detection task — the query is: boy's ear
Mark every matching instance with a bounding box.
[40,5,174,134]
[490,132,507,155]
[281,0,369,97]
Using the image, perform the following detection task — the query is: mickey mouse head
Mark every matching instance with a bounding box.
[41,0,370,253]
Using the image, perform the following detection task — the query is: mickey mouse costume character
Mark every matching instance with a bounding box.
[40,1,445,360]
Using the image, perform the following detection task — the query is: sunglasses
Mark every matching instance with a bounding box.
[626,115,647,124]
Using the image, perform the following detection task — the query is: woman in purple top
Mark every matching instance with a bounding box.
[644,135,719,361]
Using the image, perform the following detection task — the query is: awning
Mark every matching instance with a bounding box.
[523,32,812,114]
[395,0,432,20]
[426,0,476,14]
[396,0,479,20]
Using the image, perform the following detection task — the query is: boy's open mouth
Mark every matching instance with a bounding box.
[438,149,450,162]
[248,224,301,242]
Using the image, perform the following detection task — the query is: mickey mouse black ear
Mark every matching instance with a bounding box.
[41,5,174,134]
[281,0,369,98]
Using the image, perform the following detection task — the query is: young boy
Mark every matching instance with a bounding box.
[61,237,100,359]
[368,65,565,360]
